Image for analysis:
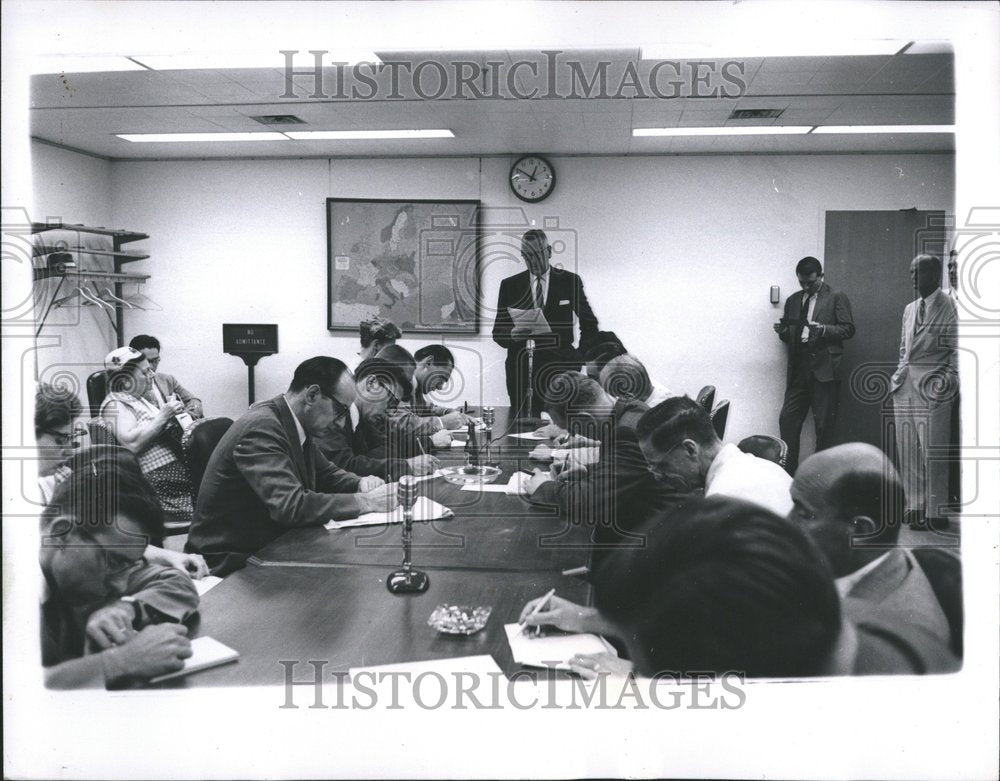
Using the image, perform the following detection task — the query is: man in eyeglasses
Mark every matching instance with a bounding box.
[773,256,855,474]
[187,357,398,575]
[312,359,439,480]
[34,383,85,504]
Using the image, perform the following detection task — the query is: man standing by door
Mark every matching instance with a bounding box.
[890,254,959,528]
[492,229,599,418]
[774,256,856,474]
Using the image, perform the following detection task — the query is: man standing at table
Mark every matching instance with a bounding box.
[492,229,599,418]
[187,357,397,575]
[890,254,959,528]
[773,256,855,474]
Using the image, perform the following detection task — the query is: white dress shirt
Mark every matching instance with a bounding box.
[704,443,793,517]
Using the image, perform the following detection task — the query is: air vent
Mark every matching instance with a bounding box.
[729,108,785,120]
[249,114,306,125]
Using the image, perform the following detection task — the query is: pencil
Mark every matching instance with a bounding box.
[518,587,555,637]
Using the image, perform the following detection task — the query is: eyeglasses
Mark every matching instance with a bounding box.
[327,394,351,421]
[40,429,82,448]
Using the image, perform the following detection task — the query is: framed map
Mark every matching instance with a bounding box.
[326,198,482,333]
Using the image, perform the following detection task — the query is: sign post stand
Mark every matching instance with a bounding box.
[223,324,278,406]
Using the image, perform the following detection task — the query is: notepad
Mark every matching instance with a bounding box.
[325,496,454,530]
[459,471,531,495]
[504,623,617,671]
[193,575,223,596]
[149,636,239,683]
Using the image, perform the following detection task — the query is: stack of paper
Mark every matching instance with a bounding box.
[325,496,454,530]
[504,623,617,671]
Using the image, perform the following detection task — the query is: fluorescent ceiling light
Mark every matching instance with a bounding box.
[117,132,290,143]
[130,52,381,70]
[812,125,955,134]
[633,126,812,137]
[284,130,454,140]
[641,40,907,59]
[32,56,147,74]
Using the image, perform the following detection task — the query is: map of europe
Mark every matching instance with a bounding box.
[329,201,480,332]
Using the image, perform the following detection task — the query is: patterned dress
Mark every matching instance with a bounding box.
[99,392,194,528]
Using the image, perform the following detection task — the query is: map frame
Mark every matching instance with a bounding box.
[326,197,482,334]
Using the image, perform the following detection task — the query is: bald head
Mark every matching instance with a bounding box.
[790,444,904,576]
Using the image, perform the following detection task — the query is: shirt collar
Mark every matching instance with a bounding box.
[532,268,551,282]
[834,551,892,598]
[704,442,740,490]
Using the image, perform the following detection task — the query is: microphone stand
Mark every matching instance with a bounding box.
[386,475,429,594]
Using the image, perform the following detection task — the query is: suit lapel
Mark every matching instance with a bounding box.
[275,396,310,486]
[849,549,908,601]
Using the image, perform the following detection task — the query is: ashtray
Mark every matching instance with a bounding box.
[428,604,492,635]
[438,464,502,485]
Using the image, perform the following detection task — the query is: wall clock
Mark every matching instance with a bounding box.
[509,155,556,203]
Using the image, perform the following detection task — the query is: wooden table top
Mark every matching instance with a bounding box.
[162,407,594,688]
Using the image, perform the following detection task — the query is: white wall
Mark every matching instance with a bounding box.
[31,141,114,409]
[100,152,952,445]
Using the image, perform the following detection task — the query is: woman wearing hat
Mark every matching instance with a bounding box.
[99,346,196,528]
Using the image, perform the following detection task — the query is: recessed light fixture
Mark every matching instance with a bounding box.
[129,52,381,70]
[284,129,454,140]
[116,132,290,143]
[633,126,812,137]
[640,40,908,59]
[811,125,956,134]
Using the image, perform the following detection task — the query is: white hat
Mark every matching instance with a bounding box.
[104,346,144,372]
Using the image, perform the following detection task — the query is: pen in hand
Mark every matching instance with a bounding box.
[519,588,555,638]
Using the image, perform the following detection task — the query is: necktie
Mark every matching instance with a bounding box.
[800,294,812,342]
[918,299,926,326]
[535,276,544,310]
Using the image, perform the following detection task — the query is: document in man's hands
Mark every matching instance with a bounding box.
[325,496,454,530]
[503,623,617,670]
[508,306,553,336]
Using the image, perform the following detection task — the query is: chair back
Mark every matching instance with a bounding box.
[86,418,120,446]
[696,385,716,412]
[737,435,788,469]
[183,417,234,501]
[710,400,730,439]
[85,371,108,418]
[911,548,963,658]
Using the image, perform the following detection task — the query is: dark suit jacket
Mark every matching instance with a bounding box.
[186,395,362,575]
[313,414,412,481]
[777,283,855,383]
[492,266,598,355]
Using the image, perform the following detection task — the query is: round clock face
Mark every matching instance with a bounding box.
[509,155,556,202]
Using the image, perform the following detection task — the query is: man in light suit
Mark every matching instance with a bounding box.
[186,357,397,575]
[790,443,952,647]
[129,334,204,418]
[890,254,959,526]
[492,229,600,418]
[774,256,856,473]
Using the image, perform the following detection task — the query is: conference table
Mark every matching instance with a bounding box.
[153,407,596,688]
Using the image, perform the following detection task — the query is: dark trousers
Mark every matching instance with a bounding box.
[779,348,841,474]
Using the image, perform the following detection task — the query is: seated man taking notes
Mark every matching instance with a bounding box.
[377,344,458,450]
[186,357,397,575]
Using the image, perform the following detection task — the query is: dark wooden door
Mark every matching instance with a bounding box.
[823,210,947,454]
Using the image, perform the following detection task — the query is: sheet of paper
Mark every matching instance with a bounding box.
[409,469,446,483]
[508,306,553,336]
[325,496,453,530]
[449,439,467,448]
[193,575,223,596]
[349,654,503,681]
[504,623,616,670]
[508,431,549,441]
[149,636,239,683]
[460,483,509,493]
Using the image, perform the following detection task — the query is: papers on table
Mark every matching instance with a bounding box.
[325,496,454,530]
[446,417,485,433]
[508,431,549,441]
[149,636,239,683]
[507,306,553,337]
[193,575,223,596]
[460,471,532,495]
[503,623,617,671]
[410,468,447,483]
[349,654,503,681]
